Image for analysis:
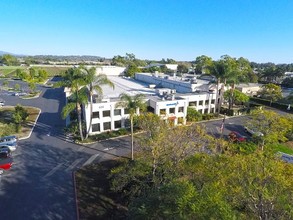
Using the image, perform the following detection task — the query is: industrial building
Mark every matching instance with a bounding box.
[73,70,220,135]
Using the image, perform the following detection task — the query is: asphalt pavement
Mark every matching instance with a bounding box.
[0,78,131,220]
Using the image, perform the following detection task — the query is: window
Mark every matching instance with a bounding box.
[103,110,110,117]
[114,120,121,129]
[124,108,129,115]
[160,109,166,115]
[103,122,111,130]
[124,119,130,127]
[204,108,209,114]
[92,123,100,132]
[205,100,209,105]
[189,101,197,106]
[92,111,99,118]
[178,107,184,112]
[114,109,121,116]
[211,99,215,104]
[169,108,175,114]
[199,100,203,105]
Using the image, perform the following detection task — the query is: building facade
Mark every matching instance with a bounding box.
[79,72,219,135]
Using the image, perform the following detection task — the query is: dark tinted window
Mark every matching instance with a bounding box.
[103,110,111,117]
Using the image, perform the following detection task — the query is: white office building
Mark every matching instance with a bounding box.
[64,72,220,135]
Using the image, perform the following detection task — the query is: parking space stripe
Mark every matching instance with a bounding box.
[65,158,84,172]
[82,154,99,167]
[42,163,64,179]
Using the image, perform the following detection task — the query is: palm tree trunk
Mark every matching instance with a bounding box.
[77,103,84,141]
[130,116,134,160]
[85,91,93,139]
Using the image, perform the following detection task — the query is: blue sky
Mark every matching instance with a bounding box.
[1,0,293,63]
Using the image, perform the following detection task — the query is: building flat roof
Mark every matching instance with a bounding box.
[96,76,156,98]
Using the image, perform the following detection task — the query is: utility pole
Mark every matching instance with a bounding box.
[220,114,226,139]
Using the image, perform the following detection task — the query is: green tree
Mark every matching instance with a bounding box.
[209,55,251,113]
[16,68,28,80]
[194,55,213,74]
[28,81,37,93]
[29,67,37,79]
[177,63,189,74]
[12,104,29,132]
[38,69,48,82]
[1,54,19,66]
[125,64,141,77]
[246,109,292,147]
[116,93,146,160]
[55,67,88,140]
[224,89,249,109]
[186,107,202,122]
[81,66,114,139]
[258,83,283,105]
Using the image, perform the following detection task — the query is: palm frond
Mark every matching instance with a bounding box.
[61,102,76,119]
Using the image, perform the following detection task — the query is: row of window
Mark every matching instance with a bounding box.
[189,99,216,106]
[92,119,130,132]
[93,109,129,119]
[160,106,184,115]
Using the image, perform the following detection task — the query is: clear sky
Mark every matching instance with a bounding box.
[1,0,293,64]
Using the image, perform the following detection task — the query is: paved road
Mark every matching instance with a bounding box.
[0,78,131,220]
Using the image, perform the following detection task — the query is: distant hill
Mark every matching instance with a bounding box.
[0,51,14,56]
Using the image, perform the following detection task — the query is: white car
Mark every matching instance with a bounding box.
[244,126,264,137]
[0,142,17,152]
[0,144,16,152]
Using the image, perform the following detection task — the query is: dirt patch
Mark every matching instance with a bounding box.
[285,141,293,149]
[75,160,128,220]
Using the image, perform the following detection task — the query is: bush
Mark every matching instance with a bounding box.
[202,113,216,120]
[187,107,202,122]
[118,128,128,135]
[0,123,15,136]
[12,104,28,124]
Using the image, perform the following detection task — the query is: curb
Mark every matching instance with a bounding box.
[72,171,80,220]
[19,107,42,140]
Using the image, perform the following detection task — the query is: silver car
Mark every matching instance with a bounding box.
[244,126,264,137]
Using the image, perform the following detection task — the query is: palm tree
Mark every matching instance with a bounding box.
[116,93,146,160]
[209,56,250,111]
[81,66,114,139]
[55,67,87,140]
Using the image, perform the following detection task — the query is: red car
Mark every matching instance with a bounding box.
[228,131,246,142]
[0,150,13,175]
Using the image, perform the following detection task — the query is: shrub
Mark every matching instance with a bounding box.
[187,107,202,122]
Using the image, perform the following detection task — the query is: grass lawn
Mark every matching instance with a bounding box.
[75,160,128,220]
[271,142,293,155]
[0,65,69,78]
[0,66,27,77]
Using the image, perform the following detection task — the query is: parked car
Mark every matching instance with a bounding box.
[244,126,264,137]
[14,92,27,96]
[0,100,4,106]
[0,143,17,152]
[228,131,246,142]
[0,135,18,146]
[0,146,11,155]
[0,150,13,175]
